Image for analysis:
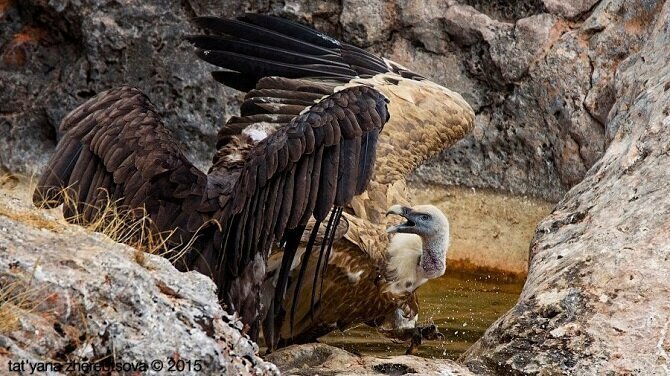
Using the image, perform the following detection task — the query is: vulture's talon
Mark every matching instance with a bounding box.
[418,324,445,341]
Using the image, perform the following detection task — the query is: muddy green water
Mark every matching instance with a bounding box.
[319,269,524,360]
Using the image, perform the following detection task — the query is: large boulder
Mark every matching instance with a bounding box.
[407,0,660,201]
[0,182,277,375]
[461,1,670,373]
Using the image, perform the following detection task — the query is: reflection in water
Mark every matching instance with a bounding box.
[320,269,524,359]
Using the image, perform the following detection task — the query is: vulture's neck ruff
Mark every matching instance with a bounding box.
[385,205,450,294]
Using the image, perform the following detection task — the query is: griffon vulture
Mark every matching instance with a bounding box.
[33,27,390,340]
[270,204,454,354]
[181,14,475,349]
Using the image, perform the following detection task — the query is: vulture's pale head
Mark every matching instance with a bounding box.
[385,204,449,238]
[385,204,451,282]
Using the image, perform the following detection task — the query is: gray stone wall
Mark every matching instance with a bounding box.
[2,0,661,201]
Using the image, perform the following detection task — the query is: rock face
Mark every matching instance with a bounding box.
[462,2,670,374]
[266,343,474,375]
[0,0,242,173]
[0,183,277,375]
[0,0,661,202]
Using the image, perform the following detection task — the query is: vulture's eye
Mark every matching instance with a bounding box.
[420,214,431,221]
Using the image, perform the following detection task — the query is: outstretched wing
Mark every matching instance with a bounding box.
[198,86,389,316]
[33,84,389,330]
[189,14,400,340]
[33,87,214,249]
[188,14,472,340]
[189,12,474,242]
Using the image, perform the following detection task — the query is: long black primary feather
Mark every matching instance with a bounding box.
[309,207,338,313]
[274,225,307,322]
[241,13,341,49]
[319,207,343,299]
[289,219,321,336]
[193,17,335,56]
[211,71,258,92]
[188,35,349,68]
[196,50,358,80]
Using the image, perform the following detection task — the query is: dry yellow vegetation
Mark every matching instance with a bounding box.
[0,174,188,268]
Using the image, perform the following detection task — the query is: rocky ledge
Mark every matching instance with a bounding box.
[0,182,277,376]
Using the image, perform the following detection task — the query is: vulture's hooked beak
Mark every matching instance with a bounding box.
[386,205,416,233]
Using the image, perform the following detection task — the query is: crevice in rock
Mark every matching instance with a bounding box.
[582,53,606,130]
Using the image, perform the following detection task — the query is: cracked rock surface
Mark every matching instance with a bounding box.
[461,1,670,373]
[0,183,277,375]
[0,0,663,201]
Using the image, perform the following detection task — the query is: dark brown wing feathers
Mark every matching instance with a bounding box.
[206,85,388,334]
[35,14,392,339]
[34,87,212,245]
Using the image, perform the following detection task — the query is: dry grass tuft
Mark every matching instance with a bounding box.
[0,174,63,232]
[31,181,220,268]
[0,205,64,232]
[0,173,20,189]
[3,173,215,269]
[0,266,43,335]
[34,185,183,265]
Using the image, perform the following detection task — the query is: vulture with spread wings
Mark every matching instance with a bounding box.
[183,15,475,350]
[33,13,474,347]
[33,21,389,339]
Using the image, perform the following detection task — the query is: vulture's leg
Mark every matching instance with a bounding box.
[406,324,445,354]
[378,324,445,355]
[406,329,423,355]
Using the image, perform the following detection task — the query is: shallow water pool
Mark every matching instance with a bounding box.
[319,269,524,359]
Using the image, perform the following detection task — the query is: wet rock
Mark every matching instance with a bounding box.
[0,184,277,375]
[266,343,474,375]
[461,1,670,373]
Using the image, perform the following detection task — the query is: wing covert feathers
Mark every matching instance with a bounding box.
[208,85,389,281]
[33,87,212,249]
